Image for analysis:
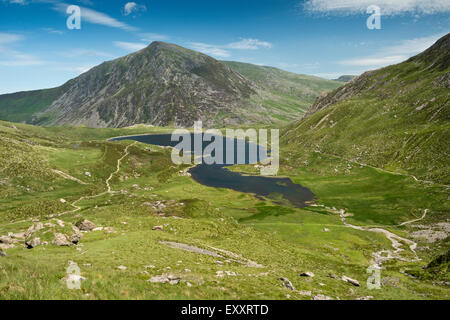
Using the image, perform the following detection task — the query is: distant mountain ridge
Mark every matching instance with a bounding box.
[0,42,340,128]
[333,75,356,82]
[282,33,450,184]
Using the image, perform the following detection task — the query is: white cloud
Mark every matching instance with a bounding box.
[0,33,44,67]
[123,2,147,16]
[340,55,407,67]
[189,38,272,58]
[1,0,27,4]
[52,3,136,31]
[304,0,450,16]
[0,33,23,45]
[42,28,64,35]
[114,41,148,51]
[226,39,272,50]
[339,33,445,68]
[189,42,231,58]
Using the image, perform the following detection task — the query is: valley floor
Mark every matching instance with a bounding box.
[0,122,448,300]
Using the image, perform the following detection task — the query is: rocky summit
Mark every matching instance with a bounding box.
[0,42,340,128]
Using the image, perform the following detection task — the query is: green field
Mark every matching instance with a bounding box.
[0,120,448,300]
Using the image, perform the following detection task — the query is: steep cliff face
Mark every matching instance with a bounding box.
[35,42,259,128]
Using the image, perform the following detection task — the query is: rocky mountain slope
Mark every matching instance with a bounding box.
[282,33,450,184]
[0,42,340,128]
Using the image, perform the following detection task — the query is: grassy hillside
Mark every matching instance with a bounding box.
[0,87,67,124]
[224,61,342,119]
[282,34,450,185]
[0,120,448,299]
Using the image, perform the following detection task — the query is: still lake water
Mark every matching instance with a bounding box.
[111,134,314,208]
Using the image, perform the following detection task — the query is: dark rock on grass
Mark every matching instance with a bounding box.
[279,278,296,291]
[69,226,83,244]
[26,237,41,249]
[341,275,360,287]
[0,250,6,257]
[300,272,315,278]
[76,220,96,232]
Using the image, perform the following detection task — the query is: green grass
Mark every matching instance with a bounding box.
[0,120,448,300]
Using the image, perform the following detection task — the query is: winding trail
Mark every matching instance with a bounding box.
[315,150,450,189]
[1,142,137,226]
[337,208,428,267]
[398,209,429,227]
[55,141,137,217]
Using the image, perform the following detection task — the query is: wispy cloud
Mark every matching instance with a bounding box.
[227,39,272,50]
[303,0,450,16]
[52,2,137,31]
[339,33,445,68]
[42,27,64,35]
[113,41,148,51]
[189,38,273,58]
[0,33,44,66]
[3,0,27,4]
[189,42,231,58]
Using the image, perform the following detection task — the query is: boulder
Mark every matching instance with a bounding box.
[52,233,72,247]
[25,222,44,238]
[26,237,41,249]
[0,236,14,245]
[152,225,164,231]
[342,275,360,287]
[300,272,315,278]
[76,220,96,232]
[279,278,295,291]
[69,226,83,244]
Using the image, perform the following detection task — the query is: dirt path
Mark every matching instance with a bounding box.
[316,151,450,189]
[2,142,137,226]
[55,141,137,217]
[398,209,429,227]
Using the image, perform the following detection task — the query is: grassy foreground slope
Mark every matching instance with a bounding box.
[0,120,448,299]
[282,33,450,185]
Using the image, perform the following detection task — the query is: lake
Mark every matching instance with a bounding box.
[110,133,314,208]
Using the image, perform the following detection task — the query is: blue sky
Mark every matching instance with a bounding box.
[0,0,449,94]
